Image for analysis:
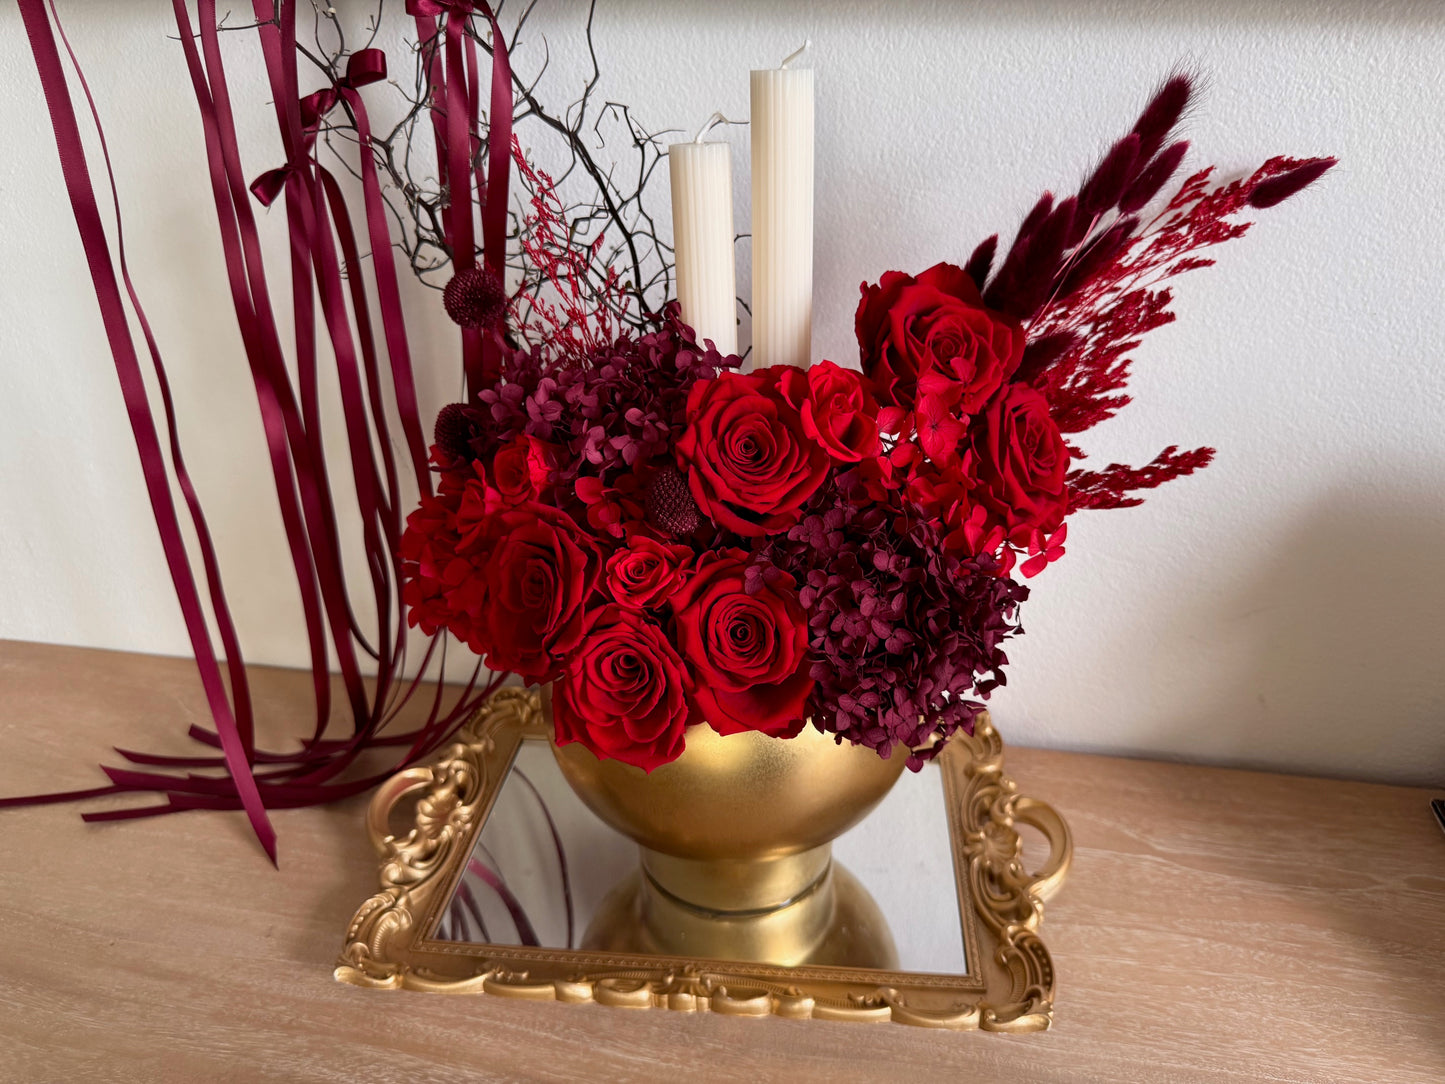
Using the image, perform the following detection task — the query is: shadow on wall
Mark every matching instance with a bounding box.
[1147,479,1445,788]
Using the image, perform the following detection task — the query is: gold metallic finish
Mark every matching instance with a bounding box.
[546,689,907,866]
[547,689,908,961]
[640,843,834,913]
[336,687,1073,1032]
[585,861,901,969]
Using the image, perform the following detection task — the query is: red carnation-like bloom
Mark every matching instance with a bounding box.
[856,261,1024,414]
[604,534,693,610]
[970,384,1070,539]
[774,360,882,463]
[479,502,602,682]
[675,369,829,537]
[671,550,812,737]
[553,605,695,772]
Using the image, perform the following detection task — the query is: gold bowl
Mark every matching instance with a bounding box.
[545,687,907,966]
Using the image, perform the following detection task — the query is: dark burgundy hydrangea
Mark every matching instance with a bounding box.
[473,309,734,496]
[762,472,1029,768]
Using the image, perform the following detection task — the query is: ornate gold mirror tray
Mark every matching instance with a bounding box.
[336,688,1072,1031]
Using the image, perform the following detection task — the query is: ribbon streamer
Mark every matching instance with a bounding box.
[14,0,276,862]
[408,0,513,393]
[8,0,517,860]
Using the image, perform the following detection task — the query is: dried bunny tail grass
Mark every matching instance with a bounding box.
[982,193,1051,310]
[1248,157,1337,208]
[997,196,1078,319]
[963,234,998,291]
[1131,70,1195,164]
[1120,140,1190,214]
[1078,133,1141,220]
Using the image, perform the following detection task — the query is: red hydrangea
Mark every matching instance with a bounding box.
[475,309,732,494]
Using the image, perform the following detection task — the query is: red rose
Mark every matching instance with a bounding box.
[856,262,1024,413]
[970,384,1069,539]
[481,502,602,681]
[675,370,829,537]
[775,360,881,463]
[491,435,559,506]
[553,605,694,772]
[671,550,813,737]
[453,462,499,550]
[604,535,692,609]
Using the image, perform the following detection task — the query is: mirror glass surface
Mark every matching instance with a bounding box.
[433,737,965,974]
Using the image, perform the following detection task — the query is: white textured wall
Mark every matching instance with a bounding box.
[2,2,1443,786]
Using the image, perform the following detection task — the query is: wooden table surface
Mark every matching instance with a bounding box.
[1,639,1441,1083]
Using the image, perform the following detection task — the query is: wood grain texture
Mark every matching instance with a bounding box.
[1,639,1441,1083]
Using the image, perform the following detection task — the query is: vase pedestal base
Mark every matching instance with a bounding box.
[580,849,899,970]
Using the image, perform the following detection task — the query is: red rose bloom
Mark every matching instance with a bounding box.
[671,550,813,737]
[675,370,829,537]
[491,435,559,507]
[970,384,1070,539]
[553,605,694,772]
[453,462,501,549]
[856,262,1024,413]
[480,502,602,681]
[604,535,692,609]
[775,360,881,463]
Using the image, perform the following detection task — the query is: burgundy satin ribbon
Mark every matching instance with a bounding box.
[176,0,359,745]
[241,3,399,735]
[408,0,512,393]
[11,0,515,857]
[15,0,276,862]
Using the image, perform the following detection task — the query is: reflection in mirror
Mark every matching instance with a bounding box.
[433,737,964,975]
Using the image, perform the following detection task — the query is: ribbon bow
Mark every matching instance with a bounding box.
[299,48,388,128]
[251,49,389,207]
[248,166,294,208]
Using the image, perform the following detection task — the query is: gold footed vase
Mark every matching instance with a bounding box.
[547,692,907,969]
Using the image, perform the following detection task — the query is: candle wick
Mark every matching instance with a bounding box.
[779,39,810,69]
[692,112,746,142]
[693,111,726,143]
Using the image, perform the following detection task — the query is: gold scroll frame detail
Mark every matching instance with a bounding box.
[335,688,1072,1032]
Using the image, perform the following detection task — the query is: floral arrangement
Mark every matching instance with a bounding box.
[11,0,1330,859]
[400,74,1334,773]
